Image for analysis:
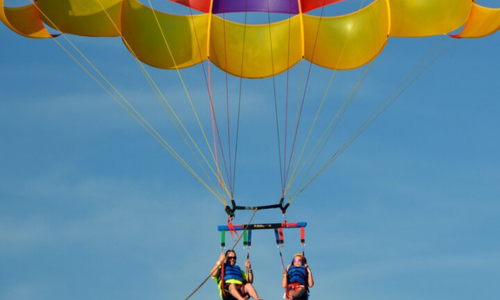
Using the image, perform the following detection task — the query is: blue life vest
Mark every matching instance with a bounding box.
[287,265,308,285]
[223,264,244,283]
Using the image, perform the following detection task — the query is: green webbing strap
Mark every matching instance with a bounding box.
[243,230,248,248]
[221,230,226,250]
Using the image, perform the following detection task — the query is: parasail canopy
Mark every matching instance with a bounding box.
[1,0,499,211]
[1,0,499,78]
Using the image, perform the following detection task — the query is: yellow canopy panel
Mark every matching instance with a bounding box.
[303,0,390,70]
[36,0,122,37]
[122,0,209,70]
[0,0,52,38]
[456,4,500,38]
[389,0,472,37]
[209,15,303,78]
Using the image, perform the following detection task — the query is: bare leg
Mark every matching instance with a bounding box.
[228,284,249,300]
[287,288,306,300]
[244,283,260,300]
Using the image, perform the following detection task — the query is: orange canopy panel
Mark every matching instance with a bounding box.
[0,0,52,38]
[455,4,500,38]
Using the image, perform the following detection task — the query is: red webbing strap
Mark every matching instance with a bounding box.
[274,227,287,298]
[278,227,284,245]
[300,226,305,245]
[227,216,239,240]
[288,283,306,291]
[301,226,306,256]
[284,258,290,299]
[221,262,227,298]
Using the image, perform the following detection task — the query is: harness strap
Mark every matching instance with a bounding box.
[288,282,306,291]
[286,266,309,299]
[227,216,239,240]
[300,226,305,245]
[278,228,284,245]
[221,262,226,298]
[221,230,226,250]
[220,263,246,299]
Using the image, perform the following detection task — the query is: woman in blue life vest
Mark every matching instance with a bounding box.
[282,253,314,300]
[211,250,262,300]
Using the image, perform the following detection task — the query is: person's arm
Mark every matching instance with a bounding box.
[306,265,314,287]
[211,252,226,277]
[245,259,253,283]
[282,265,290,288]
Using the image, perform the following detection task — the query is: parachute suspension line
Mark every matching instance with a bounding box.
[281,0,294,196]
[35,22,225,204]
[135,61,224,199]
[30,1,224,202]
[207,61,226,191]
[232,3,250,195]
[148,0,232,199]
[209,7,236,197]
[291,60,306,194]
[186,8,222,191]
[286,23,373,199]
[221,3,235,196]
[182,7,223,193]
[285,0,354,197]
[265,0,285,191]
[285,0,368,200]
[145,0,234,199]
[205,0,225,190]
[127,46,223,199]
[282,0,327,196]
[145,0,209,139]
[187,7,233,202]
[274,228,287,273]
[96,0,226,199]
[285,67,340,196]
[285,59,306,199]
[94,0,230,201]
[287,62,374,200]
[208,58,233,199]
[290,37,454,201]
[207,64,235,198]
[183,209,258,300]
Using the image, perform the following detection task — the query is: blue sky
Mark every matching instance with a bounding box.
[1,1,500,300]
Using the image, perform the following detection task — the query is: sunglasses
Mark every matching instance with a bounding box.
[227,256,237,260]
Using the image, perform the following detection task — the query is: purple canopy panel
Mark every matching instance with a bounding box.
[212,0,300,14]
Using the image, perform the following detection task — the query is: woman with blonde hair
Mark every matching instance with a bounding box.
[282,253,314,300]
